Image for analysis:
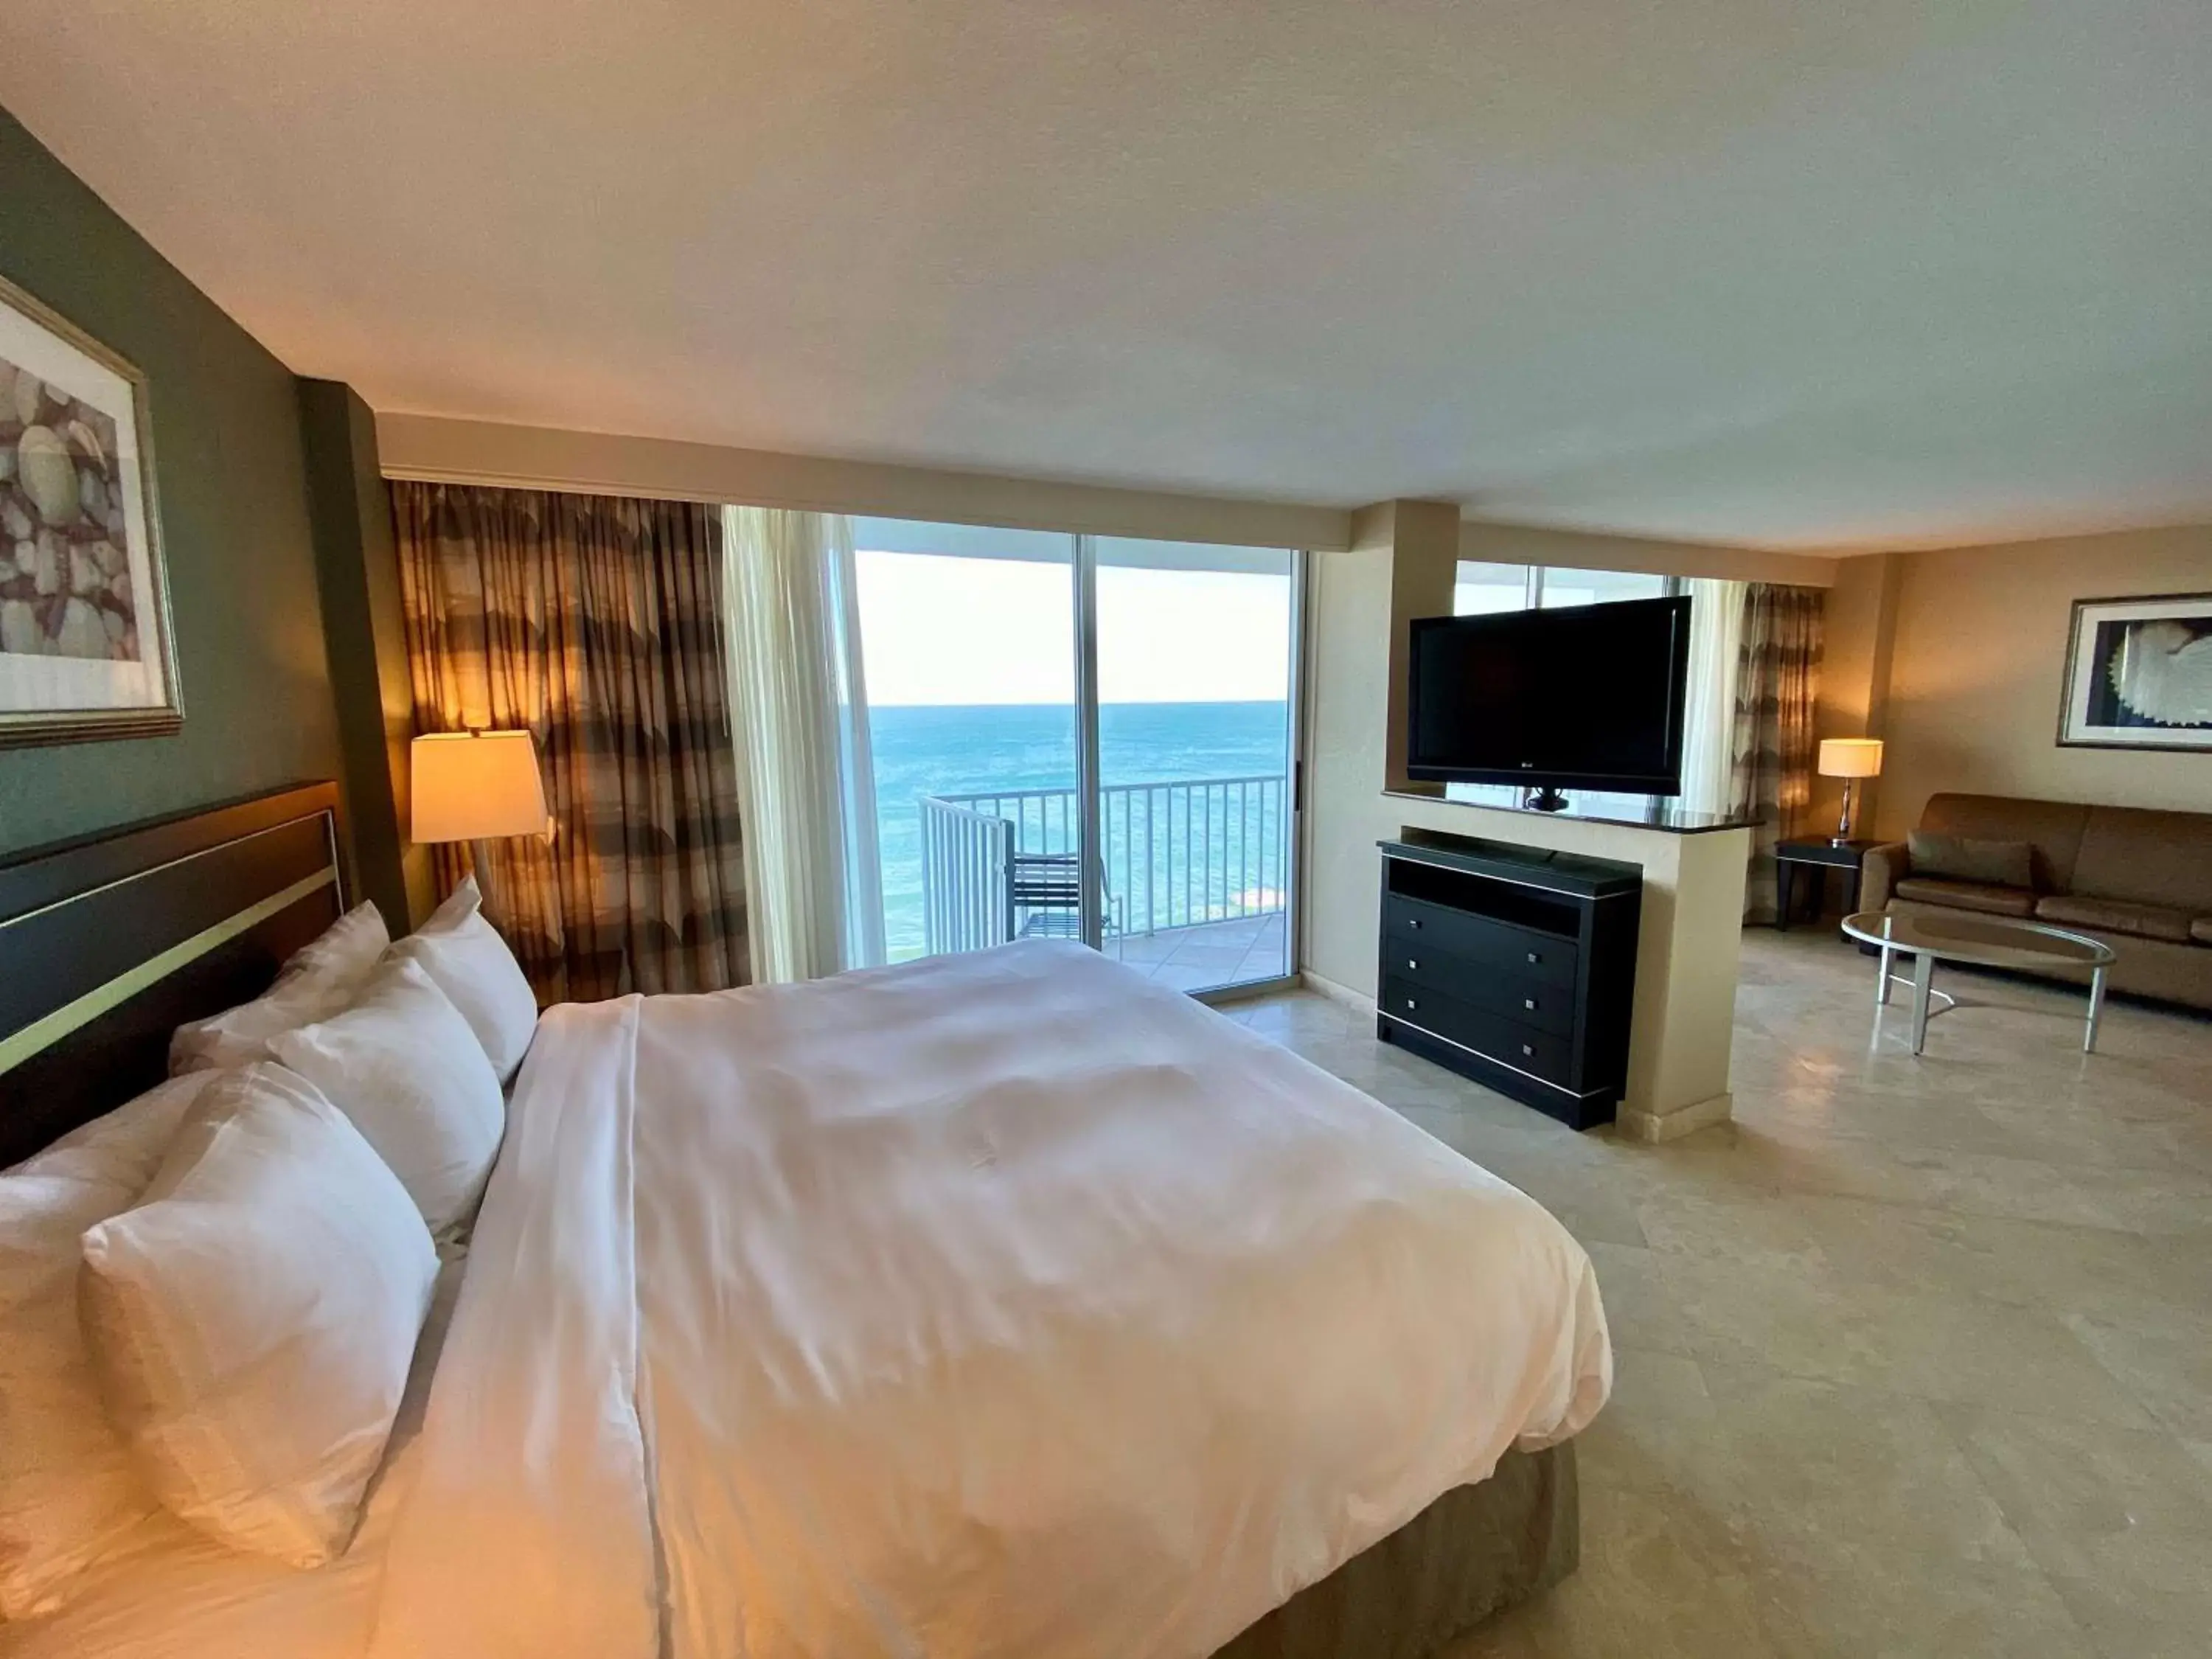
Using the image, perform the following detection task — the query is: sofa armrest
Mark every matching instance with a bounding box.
[1860,842,1909,912]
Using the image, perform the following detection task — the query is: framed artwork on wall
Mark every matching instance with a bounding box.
[0,272,180,748]
[2057,592,2212,752]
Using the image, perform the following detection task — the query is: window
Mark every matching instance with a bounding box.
[1445,561,1682,819]
[1453,561,1532,616]
[1535,566,1670,609]
[845,520,1301,992]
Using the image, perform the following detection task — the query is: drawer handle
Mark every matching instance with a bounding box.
[1521,1043,1535,1057]
[1523,997,1537,1011]
[1526,950,1541,964]
[1404,997,1419,1012]
[1406,957,1419,970]
[1408,918,1423,931]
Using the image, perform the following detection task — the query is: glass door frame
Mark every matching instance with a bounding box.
[1072,535,1105,948]
[1068,538,1307,1000]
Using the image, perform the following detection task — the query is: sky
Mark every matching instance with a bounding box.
[855,551,1292,706]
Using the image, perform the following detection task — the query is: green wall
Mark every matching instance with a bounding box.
[0,105,343,855]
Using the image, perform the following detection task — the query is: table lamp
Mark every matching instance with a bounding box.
[410,730,549,918]
[1818,737,1883,845]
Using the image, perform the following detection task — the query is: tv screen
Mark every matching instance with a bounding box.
[1406,595,1691,794]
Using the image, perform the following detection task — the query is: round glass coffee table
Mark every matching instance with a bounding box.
[1840,911,2117,1055]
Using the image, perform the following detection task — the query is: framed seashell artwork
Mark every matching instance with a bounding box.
[0,271,180,747]
[2058,592,2212,751]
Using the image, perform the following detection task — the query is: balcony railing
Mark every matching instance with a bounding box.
[917,773,1290,956]
[916,796,1017,955]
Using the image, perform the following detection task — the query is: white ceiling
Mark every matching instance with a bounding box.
[4,1,2208,552]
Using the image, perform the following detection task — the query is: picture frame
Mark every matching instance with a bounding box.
[0,271,181,748]
[2056,592,2212,752]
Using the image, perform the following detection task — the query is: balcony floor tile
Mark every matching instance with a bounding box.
[1107,915,1290,990]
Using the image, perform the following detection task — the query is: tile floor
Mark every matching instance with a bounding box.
[1225,928,2212,1659]
[1105,911,1290,992]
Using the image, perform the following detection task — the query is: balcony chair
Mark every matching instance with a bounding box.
[1009,850,1119,940]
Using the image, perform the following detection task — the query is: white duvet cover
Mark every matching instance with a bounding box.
[364,941,1610,1659]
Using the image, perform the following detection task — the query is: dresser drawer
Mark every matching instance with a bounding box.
[1382,895,1579,990]
[1382,941,1577,1037]
[1380,975,1574,1086]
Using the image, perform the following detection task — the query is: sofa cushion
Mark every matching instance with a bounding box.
[2036,894,2197,944]
[1907,831,2037,890]
[2069,806,2212,916]
[1919,795,2091,892]
[2194,917,2212,947]
[1891,877,2038,918]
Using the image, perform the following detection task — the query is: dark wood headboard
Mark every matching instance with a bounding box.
[0,782,347,1169]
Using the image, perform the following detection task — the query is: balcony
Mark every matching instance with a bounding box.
[917,773,1291,990]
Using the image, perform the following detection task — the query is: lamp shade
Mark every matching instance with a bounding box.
[410,731,549,843]
[1817,737,1885,779]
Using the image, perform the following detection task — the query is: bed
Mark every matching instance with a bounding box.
[0,785,1610,1659]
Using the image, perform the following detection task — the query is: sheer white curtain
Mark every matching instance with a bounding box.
[1677,577,1745,818]
[722,507,883,982]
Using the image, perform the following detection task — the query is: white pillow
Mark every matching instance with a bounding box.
[267,958,506,1237]
[386,876,539,1084]
[0,1072,219,1618]
[78,1065,437,1569]
[168,902,391,1074]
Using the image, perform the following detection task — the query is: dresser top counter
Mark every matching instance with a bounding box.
[1380,828,1644,899]
[1385,784,1761,835]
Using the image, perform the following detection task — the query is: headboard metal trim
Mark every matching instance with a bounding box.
[0,815,330,937]
[0,866,335,1077]
[0,781,348,1168]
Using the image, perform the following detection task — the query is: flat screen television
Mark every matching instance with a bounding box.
[1405,595,1692,807]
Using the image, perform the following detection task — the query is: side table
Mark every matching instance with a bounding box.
[1775,838,1882,931]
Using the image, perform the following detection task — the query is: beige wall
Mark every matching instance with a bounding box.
[1810,551,1902,835]
[1823,525,2212,841]
[381,413,1855,585]
[378,414,1349,552]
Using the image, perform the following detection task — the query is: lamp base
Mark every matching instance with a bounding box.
[468,838,500,930]
[1832,776,1858,846]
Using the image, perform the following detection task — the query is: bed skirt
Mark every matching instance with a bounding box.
[1211,1441,1579,1659]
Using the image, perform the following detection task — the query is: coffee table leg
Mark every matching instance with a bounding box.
[1876,945,1894,1008]
[1910,952,1934,1054]
[2084,966,2107,1054]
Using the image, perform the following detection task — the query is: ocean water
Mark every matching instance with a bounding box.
[866,701,1291,960]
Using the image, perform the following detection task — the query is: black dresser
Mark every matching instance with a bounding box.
[1376,831,1642,1130]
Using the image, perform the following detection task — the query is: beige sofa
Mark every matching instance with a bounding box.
[1863,793,2212,1012]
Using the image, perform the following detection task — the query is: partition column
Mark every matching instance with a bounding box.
[298,379,426,931]
[1372,500,1462,793]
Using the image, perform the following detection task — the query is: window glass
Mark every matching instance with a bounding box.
[1452,561,1531,616]
[1538,567,1668,608]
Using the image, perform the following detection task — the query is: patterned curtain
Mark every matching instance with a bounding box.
[1728,583,1824,923]
[392,481,749,1002]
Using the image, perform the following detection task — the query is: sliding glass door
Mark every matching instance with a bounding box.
[847,521,1078,963]
[1091,539,1298,992]
[846,519,1301,995]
